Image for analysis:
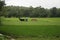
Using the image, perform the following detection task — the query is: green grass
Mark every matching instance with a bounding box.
[2,18,60,25]
[16,37,60,40]
[0,18,60,40]
[0,25,60,38]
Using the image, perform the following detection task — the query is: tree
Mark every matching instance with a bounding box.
[50,7,57,17]
[0,0,5,25]
[56,8,60,17]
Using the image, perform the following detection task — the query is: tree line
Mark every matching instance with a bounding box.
[2,6,60,18]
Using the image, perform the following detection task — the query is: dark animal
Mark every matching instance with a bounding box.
[19,19,24,21]
[19,18,28,21]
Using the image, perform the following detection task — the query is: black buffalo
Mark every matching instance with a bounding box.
[19,18,28,21]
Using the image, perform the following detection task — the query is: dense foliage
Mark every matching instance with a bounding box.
[0,0,5,25]
[2,6,60,18]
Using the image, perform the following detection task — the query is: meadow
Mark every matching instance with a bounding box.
[0,17,60,40]
[2,17,60,25]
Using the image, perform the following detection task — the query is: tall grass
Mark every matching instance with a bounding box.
[0,25,60,38]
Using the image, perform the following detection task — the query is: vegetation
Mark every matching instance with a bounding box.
[1,6,60,18]
[0,0,5,25]
[2,17,60,25]
[0,25,60,37]
[16,37,60,40]
[0,18,60,38]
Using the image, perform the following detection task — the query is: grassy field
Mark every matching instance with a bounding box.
[0,17,60,40]
[2,18,60,25]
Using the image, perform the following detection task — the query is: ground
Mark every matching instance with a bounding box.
[0,17,60,40]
